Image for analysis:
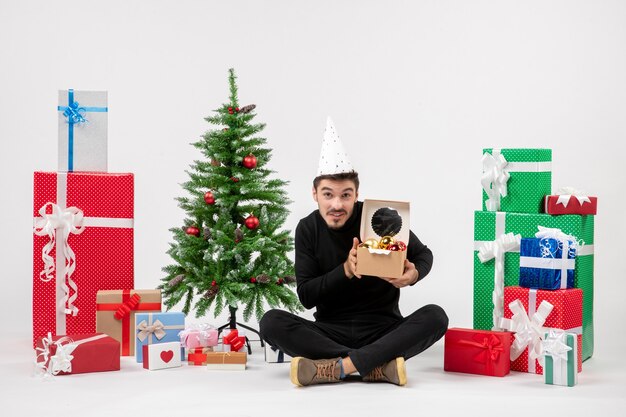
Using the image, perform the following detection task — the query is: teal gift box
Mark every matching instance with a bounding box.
[482,148,552,213]
[473,210,594,361]
[135,312,185,362]
[543,331,578,387]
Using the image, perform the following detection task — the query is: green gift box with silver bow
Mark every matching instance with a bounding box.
[482,148,552,213]
[543,331,578,387]
[473,210,594,360]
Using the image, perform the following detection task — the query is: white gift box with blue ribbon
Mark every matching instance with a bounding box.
[58,89,108,172]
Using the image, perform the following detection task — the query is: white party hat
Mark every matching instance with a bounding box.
[316,117,354,176]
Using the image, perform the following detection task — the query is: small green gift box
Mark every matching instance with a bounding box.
[543,331,578,387]
[482,148,552,213]
[473,210,594,361]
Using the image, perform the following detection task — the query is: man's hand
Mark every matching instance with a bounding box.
[343,237,362,279]
[379,259,419,288]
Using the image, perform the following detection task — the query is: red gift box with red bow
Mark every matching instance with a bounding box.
[444,328,512,377]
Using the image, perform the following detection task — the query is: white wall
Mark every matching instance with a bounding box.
[1,0,625,354]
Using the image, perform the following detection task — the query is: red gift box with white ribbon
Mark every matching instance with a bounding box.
[501,286,583,375]
[544,187,597,215]
[32,172,134,347]
[35,333,120,376]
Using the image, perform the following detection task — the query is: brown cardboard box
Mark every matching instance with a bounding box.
[355,199,410,279]
[96,289,161,356]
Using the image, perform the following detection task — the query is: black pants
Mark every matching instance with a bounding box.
[259,304,448,376]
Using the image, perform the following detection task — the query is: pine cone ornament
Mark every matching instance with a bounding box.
[240,104,256,114]
[234,227,244,243]
[203,227,212,240]
[203,286,219,299]
[169,274,185,287]
[256,274,270,284]
[284,275,297,284]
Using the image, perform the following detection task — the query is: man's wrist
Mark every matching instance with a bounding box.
[343,262,353,279]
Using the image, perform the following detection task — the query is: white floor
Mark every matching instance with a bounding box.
[1,331,624,417]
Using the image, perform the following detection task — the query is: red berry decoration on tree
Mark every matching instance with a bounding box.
[211,280,217,287]
[277,278,284,285]
[235,107,240,112]
[242,153,257,169]
[250,277,257,283]
[231,176,239,183]
[204,191,216,205]
[228,107,234,114]
[244,214,260,230]
[185,226,200,237]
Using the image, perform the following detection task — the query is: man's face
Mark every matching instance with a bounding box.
[312,179,359,230]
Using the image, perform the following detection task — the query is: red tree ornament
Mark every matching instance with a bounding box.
[211,280,217,287]
[204,191,215,205]
[231,177,239,183]
[250,277,257,283]
[242,154,257,169]
[185,226,200,237]
[244,214,259,230]
[277,278,284,285]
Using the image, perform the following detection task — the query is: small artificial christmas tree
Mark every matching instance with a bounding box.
[160,68,302,324]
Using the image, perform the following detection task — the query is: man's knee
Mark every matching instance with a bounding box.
[421,304,449,334]
[259,308,287,341]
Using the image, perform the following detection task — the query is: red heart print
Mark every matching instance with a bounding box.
[160,350,174,363]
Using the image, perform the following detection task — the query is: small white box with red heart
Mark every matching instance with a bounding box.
[142,341,182,370]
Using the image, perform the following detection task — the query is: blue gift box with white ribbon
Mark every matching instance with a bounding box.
[135,312,185,362]
[519,236,576,290]
[58,89,108,172]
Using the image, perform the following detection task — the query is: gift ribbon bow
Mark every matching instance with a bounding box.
[136,319,167,342]
[535,226,580,256]
[61,100,87,125]
[541,330,572,366]
[456,334,504,374]
[33,202,85,316]
[35,333,107,377]
[499,298,553,366]
[477,232,521,330]
[532,226,580,289]
[35,333,77,376]
[555,187,591,208]
[481,151,510,211]
[178,323,217,348]
[114,293,141,320]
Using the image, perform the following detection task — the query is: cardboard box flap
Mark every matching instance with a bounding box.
[360,199,410,246]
